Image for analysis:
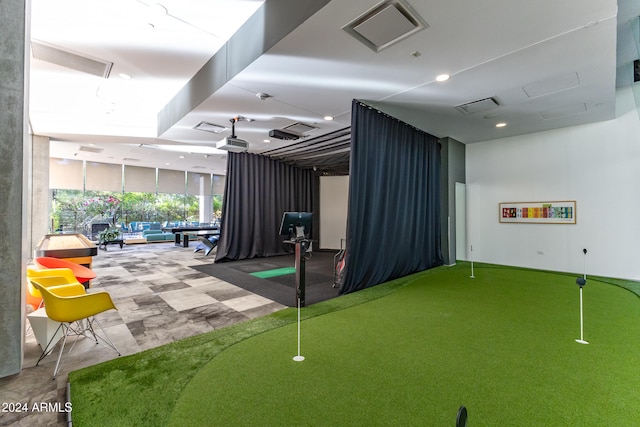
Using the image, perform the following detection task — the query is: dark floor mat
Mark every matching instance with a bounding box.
[192,251,341,307]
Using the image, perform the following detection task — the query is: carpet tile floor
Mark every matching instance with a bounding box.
[0,242,285,426]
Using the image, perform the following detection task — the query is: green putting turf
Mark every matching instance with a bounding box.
[250,266,297,279]
[69,264,640,426]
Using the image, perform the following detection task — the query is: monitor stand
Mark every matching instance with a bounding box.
[285,238,310,307]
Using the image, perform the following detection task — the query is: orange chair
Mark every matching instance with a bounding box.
[34,257,97,285]
[26,291,42,312]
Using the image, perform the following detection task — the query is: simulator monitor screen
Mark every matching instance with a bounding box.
[279,212,312,241]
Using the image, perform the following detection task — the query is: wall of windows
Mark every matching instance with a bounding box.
[49,158,225,238]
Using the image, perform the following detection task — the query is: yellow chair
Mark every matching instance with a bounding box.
[30,280,121,379]
[27,267,84,311]
[26,267,84,306]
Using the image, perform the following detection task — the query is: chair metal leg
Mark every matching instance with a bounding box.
[52,325,71,379]
[41,318,120,379]
[90,317,121,356]
[36,323,64,367]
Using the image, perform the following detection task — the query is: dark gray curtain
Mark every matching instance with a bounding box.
[340,100,443,294]
[215,152,317,262]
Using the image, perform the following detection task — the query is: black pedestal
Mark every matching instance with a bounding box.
[285,239,310,307]
[295,240,308,307]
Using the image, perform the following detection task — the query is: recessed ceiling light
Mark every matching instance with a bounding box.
[263,139,271,143]
[496,122,507,128]
[436,74,450,82]
[179,155,185,159]
[324,116,334,121]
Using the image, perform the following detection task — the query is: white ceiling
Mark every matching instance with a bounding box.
[30,0,640,176]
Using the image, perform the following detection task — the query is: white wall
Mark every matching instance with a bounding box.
[466,86,640,280]
[319,175,349,249]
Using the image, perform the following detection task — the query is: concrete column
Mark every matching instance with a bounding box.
[439,137,466,266]
[31,135,50,253]
[0,0,28,378]
[199,175,213,223]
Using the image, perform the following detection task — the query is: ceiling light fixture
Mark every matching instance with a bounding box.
[496,122,507,128]
[436,74,450,82]
[119,73,132,80]
[324,115,334,121]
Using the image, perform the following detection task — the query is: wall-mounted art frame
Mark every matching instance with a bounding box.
[499,201,576,224]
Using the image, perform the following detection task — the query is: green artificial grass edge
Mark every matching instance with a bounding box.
[68,265,444,426]
[461,260,640,298]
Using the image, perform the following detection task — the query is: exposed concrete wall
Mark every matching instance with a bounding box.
[0,0,28,378]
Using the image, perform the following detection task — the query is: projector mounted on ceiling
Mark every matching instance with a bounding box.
[269,122,316,140]
[269,129,301,140]
[217,137,248,152]
[216,116,248,152]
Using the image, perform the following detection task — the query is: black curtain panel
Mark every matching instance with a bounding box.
[339,100,443,294]
[215,152,317,262]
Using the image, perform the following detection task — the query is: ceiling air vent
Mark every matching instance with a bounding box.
[194,121,228,134]
[78,145,104,153]
[522,72,580,98]
[31,41,112,78]
[455,97,500,115]
[283,122,317,135]
[343,0,428,52]
[540,103,587,120]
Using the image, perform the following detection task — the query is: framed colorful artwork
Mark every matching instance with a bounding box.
[499,201,576,224]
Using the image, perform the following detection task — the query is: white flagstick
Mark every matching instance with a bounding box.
[470,245,475,278]
[575,248,588,344]
[293,295,305,361]
[575,278,588,344]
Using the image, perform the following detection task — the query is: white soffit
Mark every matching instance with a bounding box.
[343,0,428,52]
[31,41,113,78]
